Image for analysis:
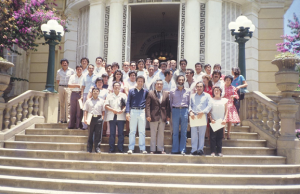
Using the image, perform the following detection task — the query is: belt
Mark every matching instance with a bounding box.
[59,85,68,87]
[172,107,188,109]
[131,107,145,110]
[92,115,102,118]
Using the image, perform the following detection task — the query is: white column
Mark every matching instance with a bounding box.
[205,0,222,66]
[64,9,79,69]
[88,0,106,62]
[184,0,200,69]
[107,0,123,65]
[242,2,260,91]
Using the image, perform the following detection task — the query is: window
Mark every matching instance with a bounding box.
[221,1,241,76]
[76,5,90,65]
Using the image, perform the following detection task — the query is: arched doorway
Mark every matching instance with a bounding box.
[146,39,177,62]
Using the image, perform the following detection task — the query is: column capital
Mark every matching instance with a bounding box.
[241,2,261,16]
[89,0,107,6]
[110,0,124,4]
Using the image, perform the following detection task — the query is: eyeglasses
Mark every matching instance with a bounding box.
[123,65,129,67]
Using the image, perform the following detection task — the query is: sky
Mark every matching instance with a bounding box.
[284,0,300,36]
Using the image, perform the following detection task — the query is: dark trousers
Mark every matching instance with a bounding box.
[234,99,240,115]
[109,120,125,152]
[210,127,223,154]
[87,116,103,152]
[68,92,83,129]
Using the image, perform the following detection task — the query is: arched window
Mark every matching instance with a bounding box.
[76,5,90,64]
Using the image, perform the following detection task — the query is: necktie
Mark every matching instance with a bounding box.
[157,92,161,103]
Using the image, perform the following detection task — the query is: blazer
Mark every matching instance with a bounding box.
[146,90,171,122]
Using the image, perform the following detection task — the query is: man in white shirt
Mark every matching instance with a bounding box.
[162,69,176,92]
[94,57,106,77]
[105,64,114,86]
[157,62,167,80]
[184,69,197,93]
[212,70,225,97]
[81,64,97,129]
[194,62,205,82]
[105,82,127,153]
[121,62,130,80]
[68,65,83,129]
[173,59,187,82]
[80,57,89,76]
[56,58,75,123]
[145,58,152,72]
[83,88,105,153]
[146,65,156,91]
[170,60,177,73]
[152,59,161,76]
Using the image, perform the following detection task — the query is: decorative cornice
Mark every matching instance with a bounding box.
[254,0,285,9]
[110,0,124,4]
[89,0,107,6]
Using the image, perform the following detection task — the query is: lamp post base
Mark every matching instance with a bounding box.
[43,88,57,93]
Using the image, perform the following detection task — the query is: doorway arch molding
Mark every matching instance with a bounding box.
[139,33,178,56]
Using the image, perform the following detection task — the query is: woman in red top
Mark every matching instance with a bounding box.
[202,74,213,140]
[224,75,240,140]
[202,74,213,97]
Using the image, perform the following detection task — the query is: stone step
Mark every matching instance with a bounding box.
[16,131,259,144]
[0,186,107,194]
[0,149,286,164]
[0,165,299,185]
[0,174,299,194]
[4,140,268,154]
[0,156,294,174]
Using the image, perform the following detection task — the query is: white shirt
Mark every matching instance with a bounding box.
[194,72,205,82]
[184,78,197,94]
[137,70,147,82]
[146,74,156,90]
[157,71,165,80]
[212,79,225,97]
[82,67,88,76]
[104,92,127,121]
[108,74,114,86]
[68,74,83,92]
[162,79,176,92]
[56,67,75,85]
[83,97,105,115]
[124,79,136,90]
[210,98,228,121]
[88,88,108,100]
[108,81,125,92]
[82,73,97,94]
[94,66,106,77]
[121,70,130,80]
[153,69,161,76]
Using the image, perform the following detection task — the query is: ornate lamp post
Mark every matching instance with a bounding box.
[41,20,64,93]
[228,16,255,79]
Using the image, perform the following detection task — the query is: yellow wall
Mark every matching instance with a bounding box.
[28,0,66,92]
[258,8,284,95]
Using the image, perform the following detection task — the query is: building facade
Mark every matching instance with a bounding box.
[5,0,294,96]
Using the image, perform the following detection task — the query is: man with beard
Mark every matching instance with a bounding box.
[169,75,190,155]
[173,59,187,83]
[212,70,225,97]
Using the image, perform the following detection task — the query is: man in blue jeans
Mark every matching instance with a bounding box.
[169,75,191,155]
[126,75,149,154]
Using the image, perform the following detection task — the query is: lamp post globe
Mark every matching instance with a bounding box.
[228,15,255,80]
[41,19,64,93]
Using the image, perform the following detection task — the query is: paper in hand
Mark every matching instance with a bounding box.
[210,118,225,132]
[189,115,207,127]
[78,99,83,110]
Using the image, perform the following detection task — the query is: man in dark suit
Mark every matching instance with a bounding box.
[146,79,171,154]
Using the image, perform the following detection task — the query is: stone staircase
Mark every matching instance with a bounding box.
[0,123,299,193]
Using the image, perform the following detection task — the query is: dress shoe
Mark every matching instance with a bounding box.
[108,150,114,153]
[140,150,147,154]
[118,149,124,153]
[127,150,133,154]
[181,151,186,155]
[87,150,92,153]
[95,149,101,153]
[171,152,180,154]
[191,151,198,155]
[198,150,204,156]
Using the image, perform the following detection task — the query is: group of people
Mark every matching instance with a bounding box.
[56,57,248,156]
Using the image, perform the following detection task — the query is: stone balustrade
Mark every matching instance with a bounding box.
[1,91,47,131]
[240,91,281,138]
